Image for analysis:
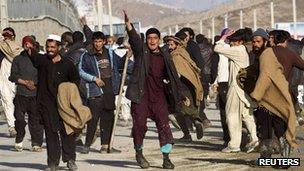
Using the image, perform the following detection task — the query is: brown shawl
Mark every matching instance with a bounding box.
[171,45,203,106]
[57,82,92,135]
[250,48,297,147]
[0,39,23,62]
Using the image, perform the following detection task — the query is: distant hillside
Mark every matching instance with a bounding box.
[77,0,304,36]
[104,0,190,27]
[78,0,190,27]
[156,0,304,35]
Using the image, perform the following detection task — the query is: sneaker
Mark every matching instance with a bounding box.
[221,146,241,153]
[194,120,204,140]
[175,135,192,143]
[246,141,259,153]
[14,143,23,152]
[136,151,150,169]
[67,160,78,171]
[31,146,42,152]
[9,127,17,137]
[202,119,212,130]
[80,146,90,154]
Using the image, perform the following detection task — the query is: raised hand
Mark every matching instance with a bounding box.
[220,28,234,40]
[123,10,132,31]
[80,16,87,26]
[123,10,129,23]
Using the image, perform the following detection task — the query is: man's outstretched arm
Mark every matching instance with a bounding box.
[124,10,142,56]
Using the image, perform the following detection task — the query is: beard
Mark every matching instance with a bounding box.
[252,46,265,56]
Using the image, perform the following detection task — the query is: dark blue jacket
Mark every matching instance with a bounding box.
[78,49,104,98]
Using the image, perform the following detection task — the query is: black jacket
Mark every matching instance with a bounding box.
[9,50,38,97]
[126,27,183,113]
[30,52,79,132]
[64,42,86,66]
[186,40,204,73]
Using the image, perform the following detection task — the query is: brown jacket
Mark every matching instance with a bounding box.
[171,45,203,106]
[273,46,304,84]
[57,82,92,135]
[250,48,297,147]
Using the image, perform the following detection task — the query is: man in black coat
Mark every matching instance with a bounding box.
[124,11,183,169]
[27,34,79,171]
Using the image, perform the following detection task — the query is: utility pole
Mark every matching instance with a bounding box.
[199,20,203,34]
[211,17,215,43]
[168,27,172,35]
[108,0,113,36]
[0,0,9,30]
[97,0,103,31]
[270,0,274,28]
[240,10,243,29]
[293,0,297,39]
[253,9,257,31]
[175,25,179,33]
[224,13,228,28]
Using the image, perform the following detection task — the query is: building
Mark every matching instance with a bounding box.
[0,0,81,44]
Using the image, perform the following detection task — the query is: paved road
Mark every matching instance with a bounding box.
[0,103,303,171]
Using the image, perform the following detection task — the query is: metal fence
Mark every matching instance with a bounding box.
[7,0,81,31]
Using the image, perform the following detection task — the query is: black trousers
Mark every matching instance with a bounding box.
[39,104,76,166]
[85,96,114,146]
[175,114,190,136]
[218,82,230,143]
[13,95,43,146]
[199,74,211,121]
[254,106,287,140]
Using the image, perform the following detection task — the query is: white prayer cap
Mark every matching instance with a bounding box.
[47,34,61,42]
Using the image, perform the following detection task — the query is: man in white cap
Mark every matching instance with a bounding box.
[26,34,79,171]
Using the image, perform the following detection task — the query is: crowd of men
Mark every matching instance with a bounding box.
[0,10,304,170]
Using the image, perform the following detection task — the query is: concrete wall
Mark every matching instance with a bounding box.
[8,16,73,47]
[0,0,81,46]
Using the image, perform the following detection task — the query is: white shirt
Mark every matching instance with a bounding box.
[216,43,229,83]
